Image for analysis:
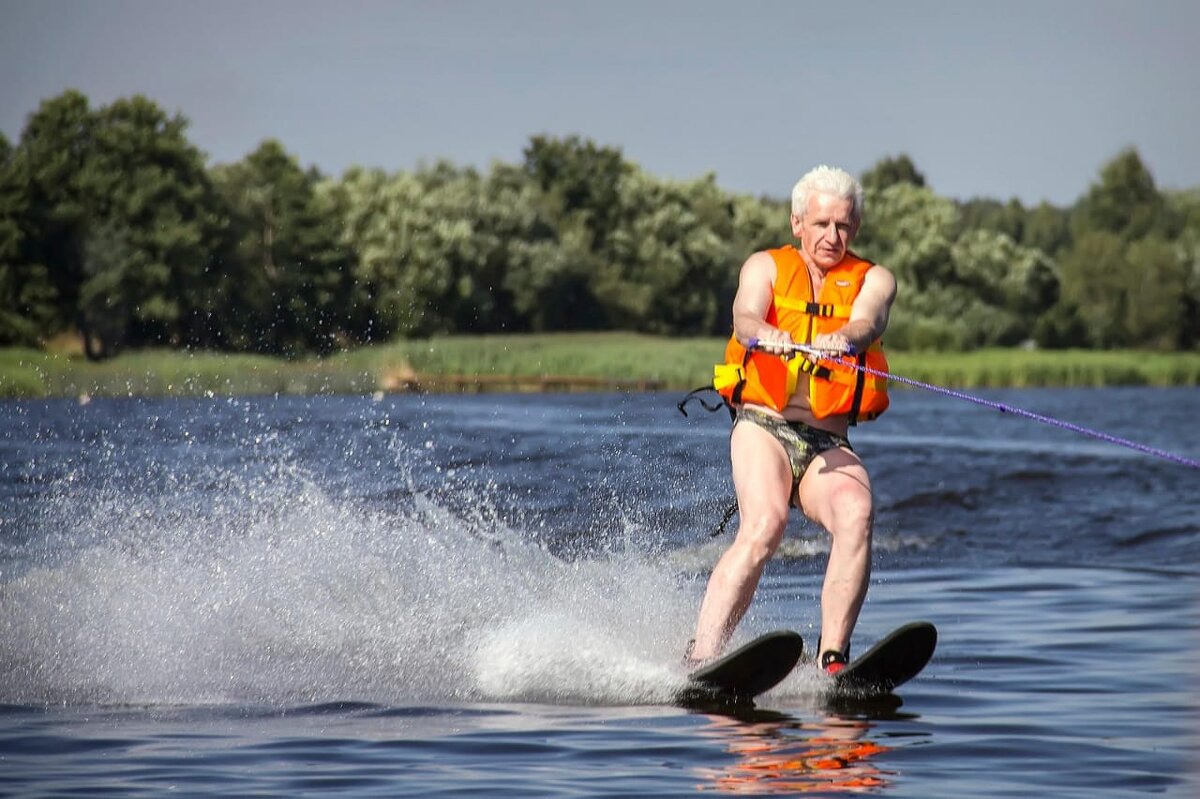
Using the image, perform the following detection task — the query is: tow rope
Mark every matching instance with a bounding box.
[779,340,1200,470]
[679,339,1198,538]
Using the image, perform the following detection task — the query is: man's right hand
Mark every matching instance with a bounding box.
[749,328,795,356]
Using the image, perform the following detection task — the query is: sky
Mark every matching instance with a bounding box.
[2,0,1198,207]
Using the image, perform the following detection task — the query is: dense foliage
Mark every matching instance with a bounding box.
[2,91,1197,358]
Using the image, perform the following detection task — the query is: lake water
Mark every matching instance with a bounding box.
[1,387,1198,797]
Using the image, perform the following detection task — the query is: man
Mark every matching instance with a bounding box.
[688,165,896,675]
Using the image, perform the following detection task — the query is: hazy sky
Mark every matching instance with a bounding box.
[2,0,1198,206]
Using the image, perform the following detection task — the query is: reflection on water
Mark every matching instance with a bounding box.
[693,706,922,795]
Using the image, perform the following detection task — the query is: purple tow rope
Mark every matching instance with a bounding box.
[748,338,1200,470]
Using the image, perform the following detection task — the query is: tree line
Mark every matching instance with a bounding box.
[1,90,1196,359]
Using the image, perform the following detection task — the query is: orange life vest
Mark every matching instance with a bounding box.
[713,246,890,422]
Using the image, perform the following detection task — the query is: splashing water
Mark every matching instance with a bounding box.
[1,437,705,708]
[2,394,899,711]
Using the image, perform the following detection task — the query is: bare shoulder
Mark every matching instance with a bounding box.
[863,262,897,298]
[732,249,780,319]
[739,249,778,286]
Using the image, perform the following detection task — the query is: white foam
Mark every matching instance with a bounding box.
[0,460,701,708]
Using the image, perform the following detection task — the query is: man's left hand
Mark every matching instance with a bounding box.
[810,332,853,356]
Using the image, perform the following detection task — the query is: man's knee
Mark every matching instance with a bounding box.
[826,482,874,543]
[734,509,788,565]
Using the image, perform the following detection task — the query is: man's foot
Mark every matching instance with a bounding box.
[820,649,849,676]
[681,639,716,672]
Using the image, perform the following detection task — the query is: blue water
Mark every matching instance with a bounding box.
[1,387,1198,797]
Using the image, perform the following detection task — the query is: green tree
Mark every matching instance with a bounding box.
[415,163,526,335]
[855,183,1066,349]
[844,184,957,348]
[599,170,737,334]
[1056,231,1131,347]
[327,161,532,338]
[74,95,221,356]
[855,182,958,291]
[1168,189,1200,349]
[731,193,791,254]
[1071,148,1179,241]
[1055,231,1192,350]
[319,166,414,338]
[4,90,94,342]
[0,131,59,344]
[708,194,791,333]
[483,161,596,332]
[957,197,1025,242]
[523,135,628,251]
[76,218,136,356]
[1052,151,1197,350]
[213,140,353,354]
[948,229,1058,345]
[860,154,926,192]
[2,91,221,357]
[1022,201,1071,257]
[1122,236,1191,349]
[504,214,603,331]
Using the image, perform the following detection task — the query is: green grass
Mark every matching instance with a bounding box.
[352,332,726,386]
[0,348,376,399]
[887,348,1200,388]
[2,334,1198,399]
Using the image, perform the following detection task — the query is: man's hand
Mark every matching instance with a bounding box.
[750,327,795,356]
[811,332,854,356]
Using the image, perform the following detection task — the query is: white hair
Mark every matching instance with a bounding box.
[790,165,864,222]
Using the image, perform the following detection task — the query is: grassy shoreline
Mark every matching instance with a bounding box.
[3,333,1199,399]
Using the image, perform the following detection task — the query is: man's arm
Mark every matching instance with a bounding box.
[732,251,792,353]
[813,264,897,353]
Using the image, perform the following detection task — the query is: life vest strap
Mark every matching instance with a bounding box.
[773,296,853,319]
[678,384,734,422]
[848,351,868,426]
[797,357,832,381]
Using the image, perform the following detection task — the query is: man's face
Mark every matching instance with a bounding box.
[791,192,858,271]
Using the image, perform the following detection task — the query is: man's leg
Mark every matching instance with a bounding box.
[688,420,793,661]
[797,446,874,659]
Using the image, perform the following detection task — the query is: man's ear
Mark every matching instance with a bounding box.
[790,212,803,237]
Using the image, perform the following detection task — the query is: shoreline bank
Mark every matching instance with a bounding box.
[3,333,1199,399]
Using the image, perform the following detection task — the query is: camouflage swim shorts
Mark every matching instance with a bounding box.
[734,406,853,494]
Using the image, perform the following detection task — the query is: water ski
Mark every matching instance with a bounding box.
[675,630,804,707]
[832,621,937,698]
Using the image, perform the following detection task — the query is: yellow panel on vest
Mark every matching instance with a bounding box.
[713,364,745,392]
